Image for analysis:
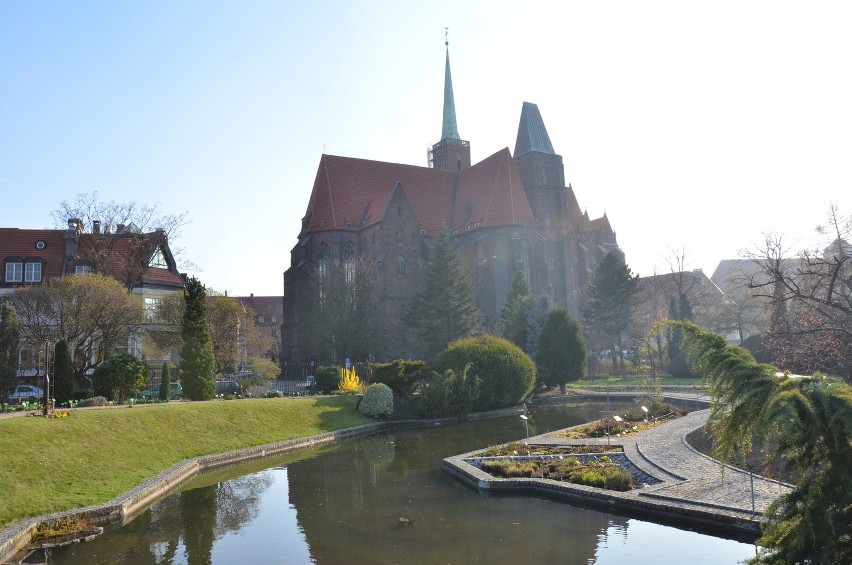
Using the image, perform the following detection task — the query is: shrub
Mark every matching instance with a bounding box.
[358,383,393,418]
[313,365,341,394]
[77,396,108,408]
[417,364,481,418]
[431,335,535,411]
[72,389,94,401]
[372,359,427,398]
[264,390,284,398]
[339,367,362,393]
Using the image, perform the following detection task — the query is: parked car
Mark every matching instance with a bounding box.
[139,382,183,399]
[215,379,242,396]
[8,385,44,403]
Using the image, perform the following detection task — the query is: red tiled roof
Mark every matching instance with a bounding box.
[302,148,534,237]
[0,228,69,279]
[141,267,185,287]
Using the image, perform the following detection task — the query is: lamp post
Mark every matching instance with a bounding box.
[520,414,529,438]
[641,405,649,423]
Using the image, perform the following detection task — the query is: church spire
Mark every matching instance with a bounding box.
[441,30,460,141]
[429,29,470,171]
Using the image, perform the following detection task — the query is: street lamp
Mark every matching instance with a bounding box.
[520,414,529,437]
[641,405,649,423]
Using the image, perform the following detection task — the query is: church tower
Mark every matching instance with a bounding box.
[429,37,471,172]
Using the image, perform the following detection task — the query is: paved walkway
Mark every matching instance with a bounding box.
[531,405,793,517]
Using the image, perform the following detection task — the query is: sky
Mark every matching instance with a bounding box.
[2,1,850,297]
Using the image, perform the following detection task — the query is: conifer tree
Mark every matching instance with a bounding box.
[403,226,482,358]
[0,304,21,411]
[159,362,171,401]
[500,272,534,350]
[180,277,216,400]
[536,308,587,392]
[667,294,696,377]
[53,340,75,404]
[581,251,639,374]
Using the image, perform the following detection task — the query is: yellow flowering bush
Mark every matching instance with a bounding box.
[339,367,362,393]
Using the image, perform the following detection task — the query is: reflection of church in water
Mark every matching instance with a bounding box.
[283,42,621,359]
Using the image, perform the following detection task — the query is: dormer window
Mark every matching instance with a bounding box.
[75,264,92,274]
[5,262,22,282]
[25,262,42,282]
[150,247,167,268]
[5,260,43,283]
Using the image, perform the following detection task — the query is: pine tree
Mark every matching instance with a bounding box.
[53,340,75,404]
[500,272,534,350]
[159,362,171,401]
[402,226,482,358]
[581,252,639,374]
[180,277,216,400]
[667,294,695,377]
[0,303,21,411]
[535,308,587,392]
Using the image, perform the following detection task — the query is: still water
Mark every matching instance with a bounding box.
[48,401,756,564]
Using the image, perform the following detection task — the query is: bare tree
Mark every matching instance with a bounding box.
[50,191,194,278]
[744,203,851,381]
[9,274,144,383]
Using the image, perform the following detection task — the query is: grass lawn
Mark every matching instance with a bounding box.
[0,396,371,529]
[566,374,707,389]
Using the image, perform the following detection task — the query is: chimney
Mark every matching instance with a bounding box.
[67,218,83,236]
[92,220,101,234]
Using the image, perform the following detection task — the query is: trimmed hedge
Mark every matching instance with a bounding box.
[371,359,427,398]
[431,335,535,411]
[313,365,341,394]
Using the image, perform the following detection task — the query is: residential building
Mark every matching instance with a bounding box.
[0,219,185,387]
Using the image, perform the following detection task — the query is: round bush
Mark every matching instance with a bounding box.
[431,335,536,411]
[264,390,284,398]
[358,383,394,419]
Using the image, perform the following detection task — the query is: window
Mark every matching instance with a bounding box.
[271,316,277,323]
[5,262,22,282]
[150,247,167,268]
[75,264,92,274]
[397,256,406,277]
[145,297,162,322]
[343,243,356,287]
[25,262,42,282]
[258,316,266,324]
[316,243,330,305]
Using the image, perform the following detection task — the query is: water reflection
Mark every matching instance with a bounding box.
[47,402,755,564]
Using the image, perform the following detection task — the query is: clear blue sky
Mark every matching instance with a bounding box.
[2,1,849,296]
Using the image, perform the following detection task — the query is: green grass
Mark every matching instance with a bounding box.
[566,374,707,388]
[0,396,371,529]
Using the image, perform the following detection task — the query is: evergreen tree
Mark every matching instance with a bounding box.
[500,272,533,350]
[159,363,171,401]
[667,294,695,377]
[402,226,482,358]
[525,295,551,357]
[180,277,216,400]
[581,252,639,374]
[92,353,148,402]
[535,308,587,392]
[671,321,852,564]
[0,304,21,411]
[53,340,75,404]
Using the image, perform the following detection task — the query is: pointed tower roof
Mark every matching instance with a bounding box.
[514,101,555,157]
[441,44,460,141]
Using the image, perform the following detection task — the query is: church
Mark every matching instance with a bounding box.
[283,45,621,362]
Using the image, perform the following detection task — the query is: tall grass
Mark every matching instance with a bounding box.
[0,397,370,528]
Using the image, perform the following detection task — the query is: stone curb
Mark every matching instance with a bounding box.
[0,404,525,564]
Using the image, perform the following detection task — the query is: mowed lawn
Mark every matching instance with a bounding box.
[0,396,371,528]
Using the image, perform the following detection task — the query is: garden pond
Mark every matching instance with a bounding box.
[43,400,757,564]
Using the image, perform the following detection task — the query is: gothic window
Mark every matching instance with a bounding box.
[494,239,508,309]
[316,243,330,304]
[397,256,406,277]
[520,239,532,284]
[343,242,356,287]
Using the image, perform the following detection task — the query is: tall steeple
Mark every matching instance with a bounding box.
[441,38,460,141]
[430,29,470,171]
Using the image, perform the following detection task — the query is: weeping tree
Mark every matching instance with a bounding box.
[669,320,852,564]
[53,340,75,404]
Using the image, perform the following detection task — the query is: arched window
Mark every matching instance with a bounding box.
[316,243,329,304]
[494,239,508,309]
[520,239,532,284]
[397,256,406,277]
[343,243,356,287]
